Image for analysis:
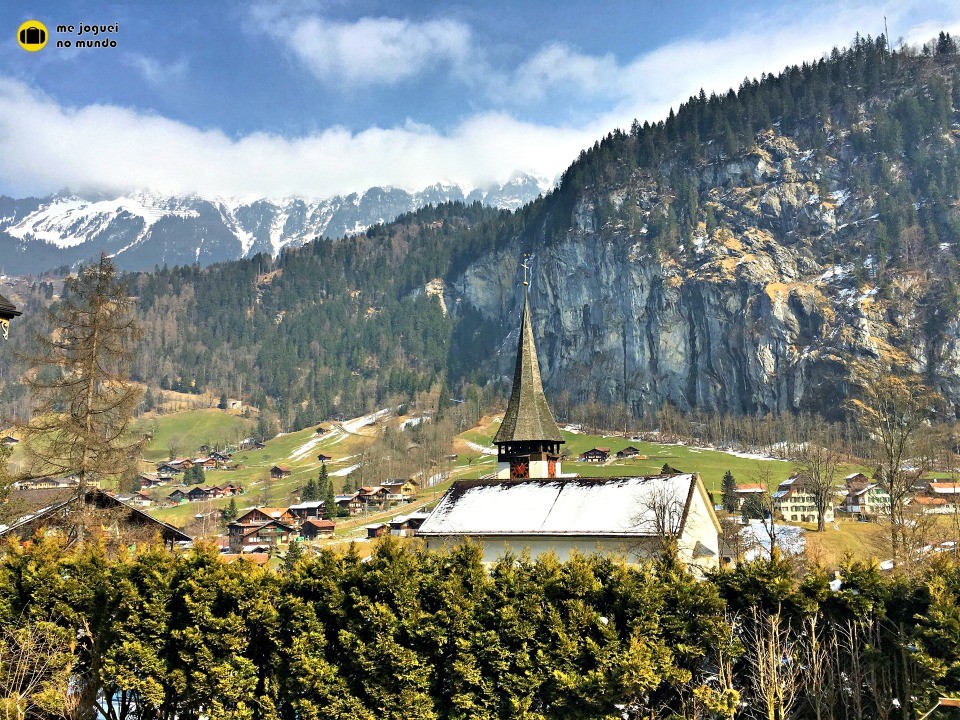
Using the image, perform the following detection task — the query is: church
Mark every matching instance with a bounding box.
[417,287,721,569]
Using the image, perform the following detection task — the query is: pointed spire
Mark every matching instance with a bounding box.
[494,291,563,444]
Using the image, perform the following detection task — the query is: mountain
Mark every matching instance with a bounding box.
[5,35,960,426]
[0,175,546,274]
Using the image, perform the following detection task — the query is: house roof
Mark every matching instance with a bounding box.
[911,495,948,506]
[0,293,21,318]
[493,293,563,445]
[417,474,713,538]
[734,483,767,494]
[929,482,960,495]
[303,518,335,529]
[583,447,610,454]
[289,501,325,510]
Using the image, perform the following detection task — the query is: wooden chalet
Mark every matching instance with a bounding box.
[300,518,336,539]
[579,447,610,463]
[335,493,364,515]
[389,512,430,537]
[0,489,191,548]
[288,500,325,522]
[270,465,291,479]
[365,522,390,539]
[317,453,333,463]
[616,446,643,459]
[228,518,294,552]
[315,426,329,435]
[382,479,418,500]
[167,489,187,504]
[358,486,388,508]
[235,506,296,526]
[139,473,168,489]
[240,438,266,451]
[0,293,21,341]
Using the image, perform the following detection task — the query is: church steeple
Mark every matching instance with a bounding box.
[494,273,564,480]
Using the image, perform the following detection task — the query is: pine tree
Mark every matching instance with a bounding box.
[223,496,238,523]
[302,476,318,502]
[194,464,206,486]
[18,254,143,490]
[721,470,738,513]
[284,540,305,571]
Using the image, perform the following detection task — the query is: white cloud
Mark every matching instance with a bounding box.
[124,53,189,87]
[261,13,473,85]
[1,1,959,199]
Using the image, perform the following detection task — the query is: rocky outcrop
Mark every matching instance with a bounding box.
[447,130,960,419]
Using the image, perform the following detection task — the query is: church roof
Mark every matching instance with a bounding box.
[493,293,563,444]
[416,474,700,537]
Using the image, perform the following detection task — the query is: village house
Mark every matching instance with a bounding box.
[335,493,364,515]
[240,438,266,451]
[288,500,325,523]
[315,426,329,435]
[358,486,389,509]
[228,518,294,552]
[616,446,643,459]
[365,522,390,539]
[139,473,168,489]
[389,512,430,537]
[837,476,891,520]
[733,483,767,509]
[772,476,835,524]
[317,453,332,463]
[270,465,291,479]
[0,292,21,341]
[235,507,296,526]
[418,291,721,571]
[579,447,610,463]
[382,479,418,500]
[300,518,335,540]
[167,489,187,504]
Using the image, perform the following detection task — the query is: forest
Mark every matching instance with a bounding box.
[3,536,960,720]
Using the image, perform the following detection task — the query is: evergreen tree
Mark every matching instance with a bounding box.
[223,496,238,523]
[17,254,143,490]
[721,470,738,513]
[302,476,318,502]
[284,540,305,571]
[194,464,206,486]
[321,464,336,520]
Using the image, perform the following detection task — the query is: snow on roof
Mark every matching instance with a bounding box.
[289,501,325,509]
[417,475,699,538]
[734,483,766,494]
[845,472,867,480]
[929,482,960,494]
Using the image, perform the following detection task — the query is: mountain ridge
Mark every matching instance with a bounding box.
[0,175,547,274]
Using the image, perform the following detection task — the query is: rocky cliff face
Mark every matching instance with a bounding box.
[447,129,960,419]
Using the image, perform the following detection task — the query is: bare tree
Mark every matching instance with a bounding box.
[795,437,841,532]
[17,255,144,492]
[0,620,76,720]
[634,482,688,563]
[853,373,936,559]
[743,607,802,720]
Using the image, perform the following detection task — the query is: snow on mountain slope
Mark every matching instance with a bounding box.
[0,175,548,274]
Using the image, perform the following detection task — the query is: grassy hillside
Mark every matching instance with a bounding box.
[138,409,255,462]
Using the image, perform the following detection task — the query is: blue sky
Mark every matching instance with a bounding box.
[1,0,959,199]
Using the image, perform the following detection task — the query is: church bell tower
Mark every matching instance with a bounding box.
[493,269,564,480]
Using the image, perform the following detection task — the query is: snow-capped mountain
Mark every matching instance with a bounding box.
[0,175,547,274]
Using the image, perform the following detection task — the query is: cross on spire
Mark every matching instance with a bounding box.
[521,253,531,288]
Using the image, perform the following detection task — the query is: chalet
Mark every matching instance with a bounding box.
[215,482,244,496]
[186,486,213,502]
[228,518,294,552]
[197,445,213,454]
[235,506,296,526]
[240,438,266,451]
[270,465,291,479]
[133,492,154,507]
[315,426,329,435]
[210,451,232,464]
[317,453,333,463]
[733,483,767,509]
[365,522,390,539]
[389,512,430,537]
[288,500,325,522]
[300,518,335,539]
[579,447,610,463]
[908,495,951,513]
[156,461,186,475]
[0,292,21,341]
[382,479,418,500]
[0,489,190,548]
[167,489,187,504]
[139,473,167,489]
[1,435,18,446]
[335,493,364,515]
[14,476,81,491]
[772,476,835,524]
[616,446,643,459]
[838,475,891,521]
[358,486,388,509]
[193,457,218,469]
[844,472,870,485]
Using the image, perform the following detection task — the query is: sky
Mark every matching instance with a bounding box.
[1,0,959,200]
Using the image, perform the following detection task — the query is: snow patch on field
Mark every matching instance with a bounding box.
[342,408,391,433]
[464,440,497,455]
[331,463,361,477]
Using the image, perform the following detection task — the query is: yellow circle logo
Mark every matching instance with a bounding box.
[17,20,48,52]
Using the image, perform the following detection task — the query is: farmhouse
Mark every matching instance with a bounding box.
[580,448,610,463]
[772,476,835,524]
[733,483,767,509]
[616,446,643,459]
[288,500,325,522]
[270,465,291,479]
[300,518,335,539]
[382,479,418,500]
[228,519,294,552]
[317,453,332,463]
[335,493,364,515]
